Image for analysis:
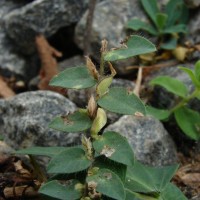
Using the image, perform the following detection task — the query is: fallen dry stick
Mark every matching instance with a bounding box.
[35,34,63,92]
[0,76,15,98]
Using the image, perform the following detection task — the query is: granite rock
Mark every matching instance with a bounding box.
[75,0,146,75]
[4,0,89,55]
[105,115,177,166]
[0,91,80,150]
[0,0,32,79]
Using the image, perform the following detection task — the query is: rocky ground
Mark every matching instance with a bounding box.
[0,0,200,199]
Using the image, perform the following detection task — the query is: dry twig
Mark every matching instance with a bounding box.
[0,76,15,98]
[35,34,63,92]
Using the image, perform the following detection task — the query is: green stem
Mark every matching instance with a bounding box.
[170,88,200,113]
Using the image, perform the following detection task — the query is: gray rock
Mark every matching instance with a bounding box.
[0,91,80,150]
[0,0,31,79]
[58,55,85,72]
[187,8,200,44]
[75,0,146,75]
[4,0,89,54]
[105,115,177,166]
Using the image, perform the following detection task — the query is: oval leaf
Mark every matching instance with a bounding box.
[93,131,134,166]
[39,180,82,200]
[146,106,170,120]
[49,66,97,89]
[104,35,156,62]
[179,67,200,88]
[97,87,146,115]
[160,183,188,200]
[141,0,159,24]
[126,18,157,35]
[126,161,178,193]
[150,76,188,98]
[49,110,92,133]
[86,168,125,200]
[16,147,66,157]
[47,147,92,173]
[174,107,200,140]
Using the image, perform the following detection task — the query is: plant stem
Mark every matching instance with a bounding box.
[169,88,200,113]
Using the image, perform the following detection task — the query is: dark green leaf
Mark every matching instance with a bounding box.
[16,147,66,157]
[125,189,158,200]
[155,13,167,31]
[94,156,127,183]
[93,131,135,166]
[104,35,156,62]
[179,67,200,88]
[126,19,158,35]
[174,107,200,140]
[49,110,92,133]
[163,24,187,34]
[39,180,82,200]
[146,106,170,120]
[86,168,125,200]
[97,87,146,115]
[141,0,159,25]
[126,161,178,193]
[160,183,187,200]
[165,0,184,26]
[47,147,92,173]
[150,76,188,98]
[49,66,97,89]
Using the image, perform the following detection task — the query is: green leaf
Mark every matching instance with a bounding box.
[155,13,168,31]
[96,76,113,97]
[146,106,170,120]
[49,110,92,133]
[150,76,188,98]
[160,38,177,50]
[163,24,187,34]
[104,35,156,62]
[160,183,187,200]
[49,66,97,89]
[126,18,158,36]
[141,0,159,25]
[91,108,107,137]
[165,0,188,26]
[179,67,200,88]
[165,0,184,26]
[195,60,200,82]
[174,107,200,140]
[39,180,82,200]
[94,156,127,183]
[125,189,158,200]
[47,147,92,173]
[97,87,146,115]
[86,168,125,200]
[16,147,66,157]
[93,131,135,166]
[126,161,178,194]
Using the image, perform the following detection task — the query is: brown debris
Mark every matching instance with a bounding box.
[35,34,65,93]
[0,76,15,98]
[0,156,41,199]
